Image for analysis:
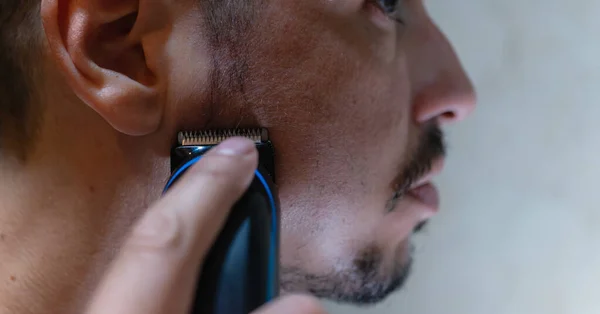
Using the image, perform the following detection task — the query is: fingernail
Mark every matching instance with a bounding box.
[214,137,255,156]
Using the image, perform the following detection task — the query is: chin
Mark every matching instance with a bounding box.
[279,242,414,306]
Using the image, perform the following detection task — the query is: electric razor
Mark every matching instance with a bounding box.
[162,128,279,314]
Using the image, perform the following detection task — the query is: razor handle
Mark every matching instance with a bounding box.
[163,144,279,314]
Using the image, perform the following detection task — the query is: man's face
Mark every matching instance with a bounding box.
[155,0,476,304]
[40,0,474,305]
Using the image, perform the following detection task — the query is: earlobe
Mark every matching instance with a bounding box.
[40,0,165,136]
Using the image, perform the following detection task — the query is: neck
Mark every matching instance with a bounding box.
[0,113,169,313]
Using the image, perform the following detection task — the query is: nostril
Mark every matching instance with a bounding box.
[441,111,456,120]
[413,82,477,124]
[438,103,474,125]
[437,91,477,124]
[415,99,475,125]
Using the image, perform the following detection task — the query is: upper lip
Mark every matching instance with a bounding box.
[409,158,446,190]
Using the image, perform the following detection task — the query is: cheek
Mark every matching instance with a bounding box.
[253,39,411,186]
[160,9,215,134]
[234,2,414,271]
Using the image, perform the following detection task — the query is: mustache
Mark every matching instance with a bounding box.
[387,125,446,212]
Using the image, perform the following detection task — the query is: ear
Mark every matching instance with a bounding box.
[41,0,171,136]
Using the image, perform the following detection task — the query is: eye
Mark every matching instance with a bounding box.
[380,0,399,12]
[373,0,406,24]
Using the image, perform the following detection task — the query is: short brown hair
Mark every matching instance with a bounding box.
[0,0,43,157]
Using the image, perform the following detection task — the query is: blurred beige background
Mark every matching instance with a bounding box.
[325,0,600,313]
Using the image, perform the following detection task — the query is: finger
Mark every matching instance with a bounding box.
[252,294,328,314]
[85,137,258,314]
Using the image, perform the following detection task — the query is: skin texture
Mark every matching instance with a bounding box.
[0,0,475,312]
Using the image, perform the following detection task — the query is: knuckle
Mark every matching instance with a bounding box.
[126,208,183,252]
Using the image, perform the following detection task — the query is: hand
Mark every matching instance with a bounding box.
[84,137,327,314]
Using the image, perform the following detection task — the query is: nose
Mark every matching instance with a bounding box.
[412,23,477,125]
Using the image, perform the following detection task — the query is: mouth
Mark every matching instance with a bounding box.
[405,157,445,212]
[407,183,439,211]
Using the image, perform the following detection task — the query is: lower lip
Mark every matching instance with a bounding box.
[407,183,440,211]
